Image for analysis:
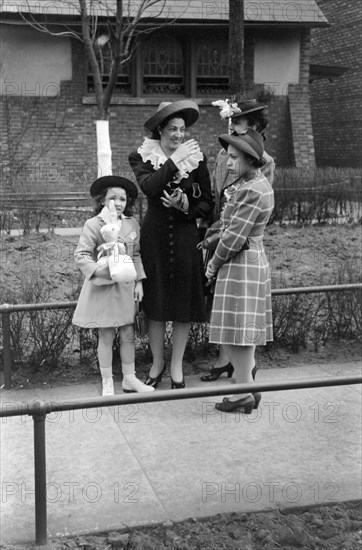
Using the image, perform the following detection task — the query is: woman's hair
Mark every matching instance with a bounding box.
[233,110,269,140]
[92,187,134,217]
[150,114,187,140]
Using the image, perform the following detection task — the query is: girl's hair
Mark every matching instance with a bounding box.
[150,114,186,140]
[92,187,135,217]
[233,110,269,140]
[250,155,266,169]
[243,152,266,170]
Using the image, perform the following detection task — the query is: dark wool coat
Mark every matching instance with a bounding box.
[129,151,213,322]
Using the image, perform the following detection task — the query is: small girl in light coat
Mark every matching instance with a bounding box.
[73,175,154,396]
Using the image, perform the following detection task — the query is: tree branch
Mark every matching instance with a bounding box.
[79,0,105,118]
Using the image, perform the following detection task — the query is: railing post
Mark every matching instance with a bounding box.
[1,305,12,389]
[32,406,47,545]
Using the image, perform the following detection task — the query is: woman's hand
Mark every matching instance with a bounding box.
[205,261,218,281]
[170,139,201,164]
[134,281,144,302]
[161,189,189,212]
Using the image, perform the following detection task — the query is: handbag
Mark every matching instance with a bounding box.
[134,300,148,338]
[199,220,223,251]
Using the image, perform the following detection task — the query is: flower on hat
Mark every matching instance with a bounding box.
[212,99,242,119]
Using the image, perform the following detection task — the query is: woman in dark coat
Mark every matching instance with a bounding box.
[129,100,213,389]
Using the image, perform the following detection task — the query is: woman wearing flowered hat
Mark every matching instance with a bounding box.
[200,98,275,383]
[205,130,274,413]
[129,100,213,389]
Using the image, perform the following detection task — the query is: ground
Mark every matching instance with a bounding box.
[1,503,362,549]
[0,223,361,549]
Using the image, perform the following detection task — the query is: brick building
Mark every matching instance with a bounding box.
[0,0,328,193]
[310,0,362,167]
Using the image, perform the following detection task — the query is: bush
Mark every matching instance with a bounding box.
[271,260,362,352]
[0,266,79,370]
[271,167,362,225]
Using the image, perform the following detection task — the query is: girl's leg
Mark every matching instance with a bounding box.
[98,327,115,396]
[147,319,166,378]
[222,344,255,401]
[170,322,191,383]
[120,324,154,393]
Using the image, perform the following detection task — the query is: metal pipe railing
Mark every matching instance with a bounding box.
[1,283,362,389]
[1,374,361,545]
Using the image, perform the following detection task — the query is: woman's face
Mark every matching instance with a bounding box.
[226,145,251,177]
[229,115,249,135]
[103,187,127,217]
[159,117,186,153]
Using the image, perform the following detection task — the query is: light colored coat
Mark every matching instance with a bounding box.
[72,215,145,328]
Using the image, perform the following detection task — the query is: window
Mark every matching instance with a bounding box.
[142,34,185,95]
[86,28,232,98]
[196,35,229,95]
[87,37,131,95]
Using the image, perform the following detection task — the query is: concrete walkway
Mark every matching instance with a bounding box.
[1,362,361,545]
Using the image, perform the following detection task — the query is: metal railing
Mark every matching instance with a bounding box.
[1,283,361,389]
[1,374,361,545]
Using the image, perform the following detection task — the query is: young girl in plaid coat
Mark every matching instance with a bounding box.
[206,130,274,413]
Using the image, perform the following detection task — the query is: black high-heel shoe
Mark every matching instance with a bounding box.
[171,377,185,389]
[145,365,165,389]
[253,392,261,409]
[200,362,234,382]
[215,394,255,414]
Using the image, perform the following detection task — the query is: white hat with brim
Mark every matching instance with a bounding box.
[144,100,200,132]
[219,129,264,161]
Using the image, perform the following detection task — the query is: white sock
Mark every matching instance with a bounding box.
[122,373,154,393]
[100,366,112,379]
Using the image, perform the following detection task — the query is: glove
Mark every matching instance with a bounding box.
[161,189,189,213]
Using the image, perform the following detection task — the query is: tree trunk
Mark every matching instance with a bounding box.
[96,121,112,177]
[228,0,245,102]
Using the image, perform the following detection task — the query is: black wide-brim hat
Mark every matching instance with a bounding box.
[219,129,264,161]
[90,175,138,199]
[144,100,200,132]
[230,99,267,119]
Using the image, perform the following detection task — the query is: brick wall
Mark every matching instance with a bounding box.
[0,39,295,193]
[310,0,362,167]
[288,30,316,168]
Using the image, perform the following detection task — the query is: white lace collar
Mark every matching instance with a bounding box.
[137,138,203,183]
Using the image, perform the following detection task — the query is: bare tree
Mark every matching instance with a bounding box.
[17,0,184,175]
[228,0,245,101]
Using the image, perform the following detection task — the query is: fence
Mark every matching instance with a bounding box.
[1,375,361,545]
[1,282,362,545]
[1,283,362,389]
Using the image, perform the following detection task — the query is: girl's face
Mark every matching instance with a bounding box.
[229,115,249,135]
[226,145,251,177]
[159,117,186,154]
[103,187,127,216]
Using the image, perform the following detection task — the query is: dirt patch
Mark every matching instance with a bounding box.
[1,223,361,389]
[2,502,362,549]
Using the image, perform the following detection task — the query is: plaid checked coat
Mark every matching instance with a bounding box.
[208,172,274,346]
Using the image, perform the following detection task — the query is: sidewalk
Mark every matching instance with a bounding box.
[1,362,361,545]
